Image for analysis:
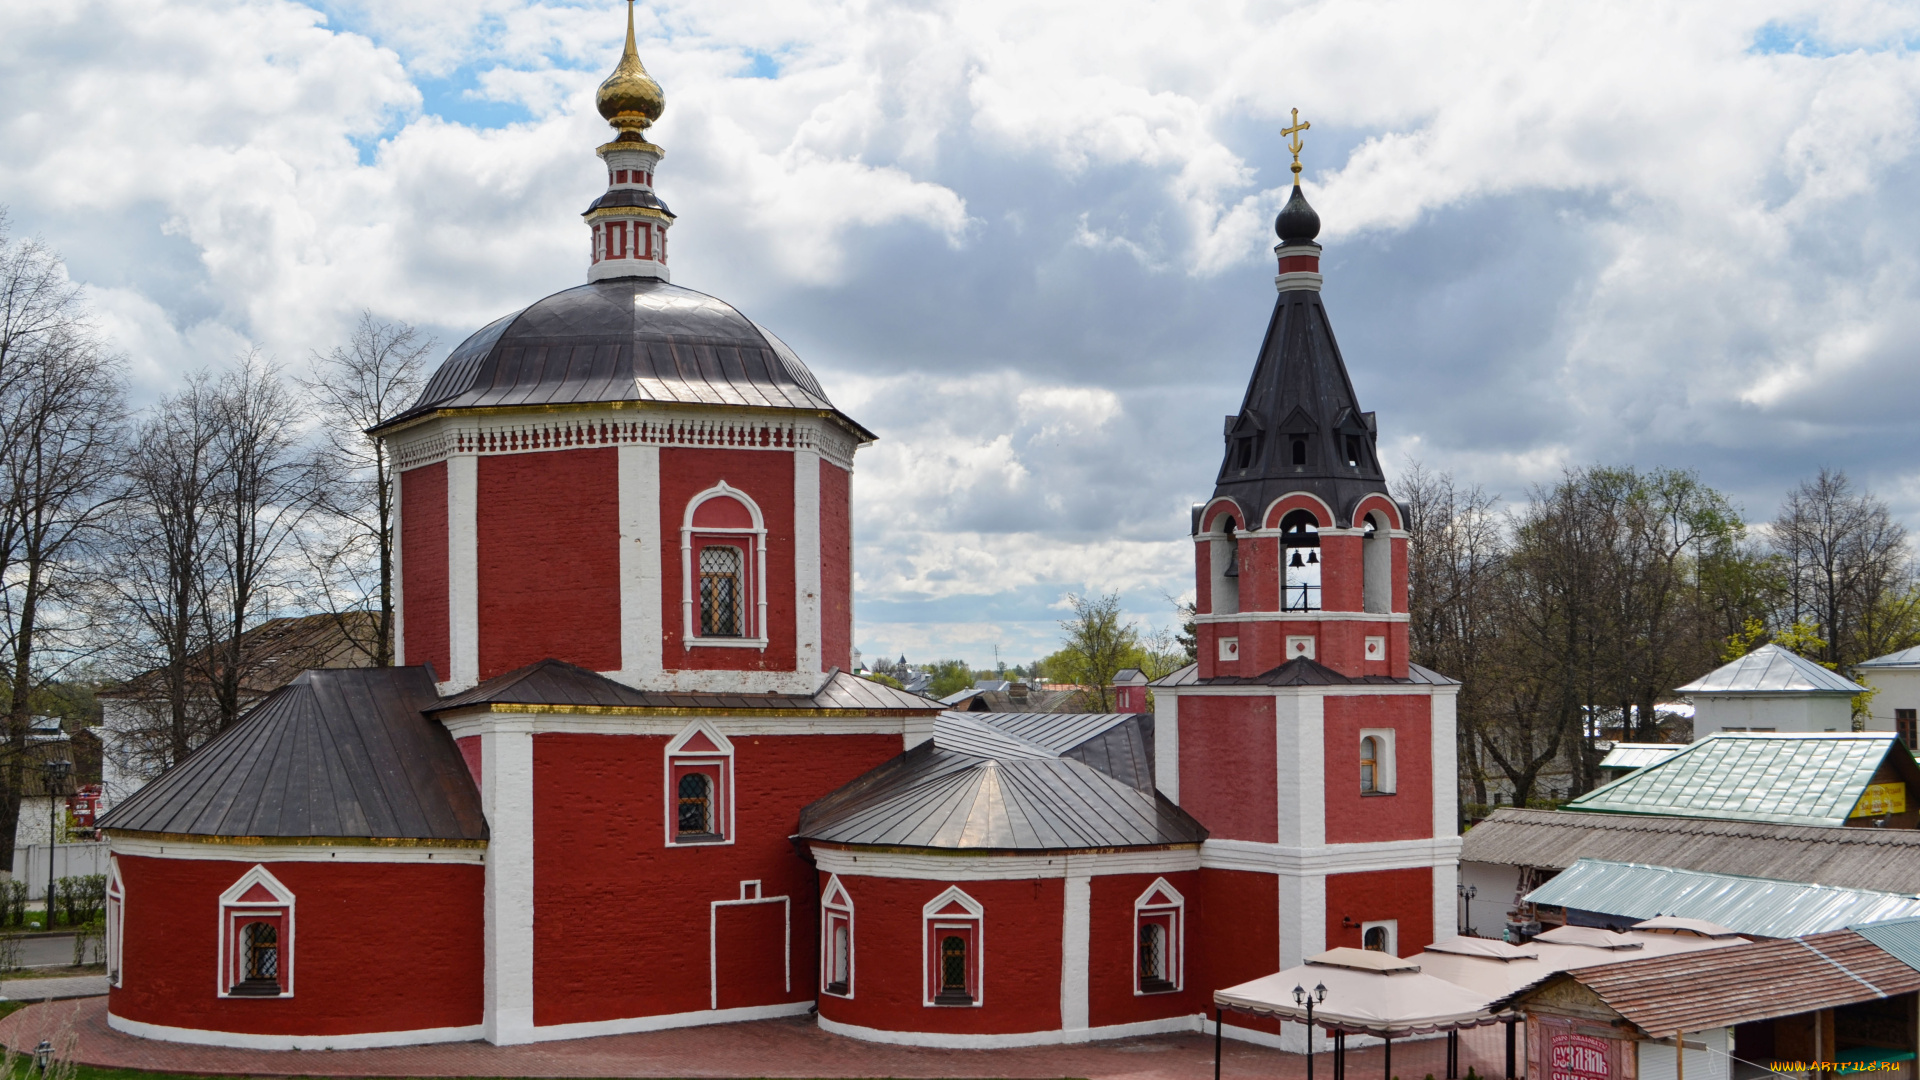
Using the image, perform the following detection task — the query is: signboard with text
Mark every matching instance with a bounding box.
[1851,782,1906,818]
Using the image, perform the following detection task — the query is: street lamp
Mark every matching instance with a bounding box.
[40,759,70,929]
[1293,982,1328,1080]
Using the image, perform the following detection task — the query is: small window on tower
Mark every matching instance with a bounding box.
[700,546,744,637]
[617,169,629,182]
[1360,736,1380,793]
[1235,436,1255,469]
[1345,434,1363,467]
[1292,439,1307,465]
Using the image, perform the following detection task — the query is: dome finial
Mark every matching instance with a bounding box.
[596,0,664,140]
[1281,108,1311,186]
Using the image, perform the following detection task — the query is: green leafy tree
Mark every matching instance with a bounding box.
[926,659,975,698]
[1052,593,1139,712]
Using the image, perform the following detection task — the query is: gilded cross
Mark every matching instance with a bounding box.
[1282,108,1310,183]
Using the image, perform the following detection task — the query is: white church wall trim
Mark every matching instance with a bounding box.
[105,1013,487,1051]
[1192,610,1409,625]
[1154,684,1444,699]
[106,857,124,988]
[709,881,789,1010]
[821,874,855,998]
[1132,877,1186,996]
[215,864,294,999]
[818,1013,1202,1049]
[811,846,1201,881]
[1199,836,1465,875]
[387,409,860,473]
[665,719,736,847]
[680,481,768,650]
[1257,491,1337,530]
[922,886,984,1007]
[437,711,916,741]
[520,1000,812,1044]
[110,835,486,864]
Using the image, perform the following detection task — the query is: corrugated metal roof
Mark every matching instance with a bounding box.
[1598,743,1685,771]
[428,659,941,715]
[1525,859,1920,938]
[1858,646,1920,670]
[1676,644,1866,695]
[1850,916,1920,971]
[1502,929,1920,1038]
[1566,732,1898,826]
[99,667,487,842]
[796,712,1204,852]
[1148,658,1457,687]
[1462,809,1920,893]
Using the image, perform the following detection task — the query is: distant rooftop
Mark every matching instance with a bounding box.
[1858,646,1920,670]
[1597,743,1685,772]
[1566,732,1907,827]
[1526,858,1920,939]
[1676,644,1866,696]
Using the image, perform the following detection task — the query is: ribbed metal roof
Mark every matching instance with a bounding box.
[1858,646,1920,670]
[1525,859,1920,938]
[1597,743,1685,771]
[428,658,940,715]
[375,279,873,439]
[99,667,486,842]
[1150,658,1458,687]
[1676,644,1866,695]
[796,712,1205,851]
[1461,808,1920,893]
[1567,732,1901,826]
[1851,915,1920,971]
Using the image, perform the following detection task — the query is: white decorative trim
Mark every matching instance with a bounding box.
[1431,690,1459,840]
[813,846,1200,881]
[1278,868,1325,975]
[392,466,406,667]
[1201,836,1465,875]
[1154,691,1179,804]
[483,725,535,1044]
[821,875,855,999]
[709,883,789,1010]
[389,410,859,473]
[819,1012,1201,1048]
[1286,635,1316,660]
[1156,683,1444,699]
[794,450,822,676]
[1360,919,1398,956]
[1194,610,1410,625]
[106,1012,485,1051]
[1060,863,1090,1031]
[109,835,484,864]
[665,720,736,848]
[1276,694,1325,850]
[1218,637,1239,661]
[1199,497,1244,531]
[680,481,769,651]
[216,865,294,999]
[437,712,916,741]
[106,856,124,987]
[1275,271,1324,292]
[619,443,662,679]
[1132,877,1186,995]
[1260,491,1336,530]
[922,886,984,1007]
[522,1000,813,1043]
[446,455,479,691]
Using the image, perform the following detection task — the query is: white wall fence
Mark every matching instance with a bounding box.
[9,842,109,900]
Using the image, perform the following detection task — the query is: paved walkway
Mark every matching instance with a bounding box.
[0,975,109,1001]
[0,998,1515,1080]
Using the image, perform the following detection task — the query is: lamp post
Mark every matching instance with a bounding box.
[1293,982,1328,1080]
[40,759,69,929]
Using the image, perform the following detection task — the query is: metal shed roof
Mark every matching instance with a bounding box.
[1524,859,1920,938]
[1857,646,1920,670]
[99,667,487,842]
[1461,808,1920,893]
[1675,644,1866,695]
[1597,743,1685,771]
[1851,916,1920,971]
[1565,732,1901,826]
[796,712,1204,852]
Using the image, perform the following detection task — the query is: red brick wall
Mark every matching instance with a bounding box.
[476,448,620,679]
[1323,695,1432,844]
[660,449,796,672]
[814,873,1064,1036]
[109,853,482,1036]
[530,731,900,1026]
[1178,695,1276,842]
[819,460,852,672]
[1195,867,1279,1035]
[1086,870,1203,1029]
[1324,867,1434,956]
[400,462,448,679]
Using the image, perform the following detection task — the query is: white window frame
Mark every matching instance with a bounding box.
[1361,918,1398,956]
[1287,635,1316,660]
[1359,727,1396,794]
[1364,635,1387,663]
[216,864,294,999]
[680,481,769,650]
[664,719,737,847]
[1218,636,1239,661]
[922,885,984,1007]
[1132,877,1185,995]
[821,874,855,998]
[106,856,124,988]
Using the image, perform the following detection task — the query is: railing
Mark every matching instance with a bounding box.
[1285,583,1321,612]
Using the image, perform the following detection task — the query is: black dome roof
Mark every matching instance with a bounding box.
[379,279,866,436]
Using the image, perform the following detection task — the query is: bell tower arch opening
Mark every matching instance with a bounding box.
[1362,510,1392,614]
[1280,509,1320,612]
[1209,515,1241,615]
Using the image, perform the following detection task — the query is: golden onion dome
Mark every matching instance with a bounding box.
[596,1,664,132]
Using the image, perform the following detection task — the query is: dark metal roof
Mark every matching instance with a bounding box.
[1151,657,1459,687]
[1461,808,1920,893]
[375,278,874,439]
[1500,929,1920,1038]
[796,712,1205,852]
[427,657,942,715]
[1207,196,1393,529]
[98,667,486,842]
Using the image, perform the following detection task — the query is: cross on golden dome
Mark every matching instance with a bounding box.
[1282,108,1310,185]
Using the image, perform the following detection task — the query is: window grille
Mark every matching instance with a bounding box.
[699,545,744,636]
[677,772,714,836]
[1364,926,1389,951]
[1899,709,1917,748]
[827,922,850,994]
[1361,736,1380,793]
[936,934,971,1003]
[1139,922,1175,991]
[230,921,281,994]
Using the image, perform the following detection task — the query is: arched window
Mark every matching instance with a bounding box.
[1364,925,1388,952]
[1134,877,1184,994]
[1362,509,1392,614]
[665,720,734,846]
[677,772,714,835]
[1208,512,1240,616]
[1361,736,1380,793]
[938,935,970,1003]
[1345,434,1364,467]
[1292,439,1307,465]
[821,875,855,998]
[699,545,744,636]
[241,922,279,987]
[1280,509,1321,612]
[219,865,293,997]
[1139,923,1170,990]
[923,885,983,1007]
[830,922,851,991]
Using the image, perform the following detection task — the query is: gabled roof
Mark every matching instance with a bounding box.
[1596,743,1684,771]
[99,667,486,842]
[1675,644,1866,695]
[100,613,378,702]
[427,658,941,715]
[1459,808,1920,894]
[1150,657,1458,687]
[1524,859,1920,939]
[1565,732,1906,826]
[1857,646,1920,670]
[796,711,1205,852]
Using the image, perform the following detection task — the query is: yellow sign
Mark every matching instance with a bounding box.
[1851,782,1907,818]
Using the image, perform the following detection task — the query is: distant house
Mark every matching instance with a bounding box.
[1853,645,1920,744]
[1593,742,1684,783]
[96,613,378,809]
[1675,644,1866,734]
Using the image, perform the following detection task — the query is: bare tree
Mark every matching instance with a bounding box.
[298,313,433,666]
[0,214,126,871]
[1772,469,1913,669]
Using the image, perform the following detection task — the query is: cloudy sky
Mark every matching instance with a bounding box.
[6,0,1920,667]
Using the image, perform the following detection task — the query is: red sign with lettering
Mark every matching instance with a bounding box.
[1552,1032,1613,1080]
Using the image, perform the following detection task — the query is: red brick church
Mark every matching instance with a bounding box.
[97,7,1460,1052]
